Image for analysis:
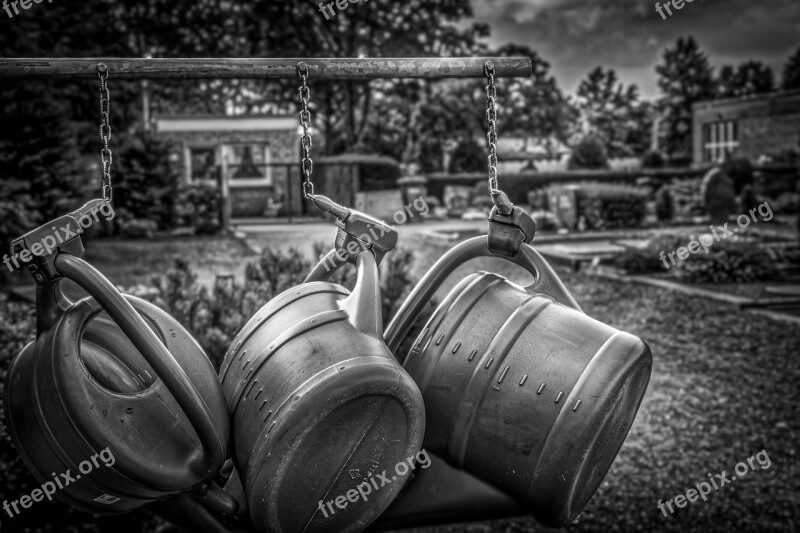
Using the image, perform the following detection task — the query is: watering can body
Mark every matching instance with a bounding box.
[384,207,652,527]
[4,203,230,515]
[220,247,425,533]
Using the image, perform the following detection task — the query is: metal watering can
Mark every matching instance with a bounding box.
[220,200,426,533]
[4,201,231,515]
[380,204,653,527]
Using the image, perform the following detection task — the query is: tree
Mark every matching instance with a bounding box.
[783,46,800,90]
[655,37,716,162]
[574,67,650,156]
[717,60,775,98]
[492,44,575,152]
[226,0,486,153]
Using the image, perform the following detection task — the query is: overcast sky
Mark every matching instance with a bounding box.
[467,0,800,100]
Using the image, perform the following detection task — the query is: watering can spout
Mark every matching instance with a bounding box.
[341,250,383,337]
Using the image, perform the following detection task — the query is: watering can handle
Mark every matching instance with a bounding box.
[384,236,582,353]
[53,253,227,478]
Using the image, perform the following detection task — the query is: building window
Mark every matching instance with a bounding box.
[189,148,217,182]
[703,120,738,163]
[223,143,272,186]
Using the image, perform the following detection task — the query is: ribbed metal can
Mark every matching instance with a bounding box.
[220,251,425,533]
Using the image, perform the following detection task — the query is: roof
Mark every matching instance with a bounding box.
[692,88,800,110]
[154,114,297,133]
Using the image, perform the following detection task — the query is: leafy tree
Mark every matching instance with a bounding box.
[225,0,486,153]
[717,61,775,98]
[655,37,716,162]
[574,67,650,156]
[493,44,575,151]
[783,46,800,90]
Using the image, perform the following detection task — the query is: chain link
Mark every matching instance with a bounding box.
[97,63,113,203]
[484,61,513,215]
[297,62,315,199]
[484,61,499,196]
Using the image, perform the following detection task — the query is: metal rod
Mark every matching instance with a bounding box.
[0,57,531,80]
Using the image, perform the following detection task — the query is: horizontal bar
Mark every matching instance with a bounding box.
[0,57,531,80]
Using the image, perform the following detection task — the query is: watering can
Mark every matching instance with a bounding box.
[377,203,653,527]
[220,200,425,533]
[4,200,232,515]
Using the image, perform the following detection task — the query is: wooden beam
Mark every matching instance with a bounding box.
[0,57,531,80]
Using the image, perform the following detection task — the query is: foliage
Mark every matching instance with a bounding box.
[720,155,754,194]
[608,234,684,274]
[739,185,759,215]
[782,46,800,90]
[641,150,666,169]
[673,242,777,284]
[574,67,650,156]
[449,138,487,174]
[112,131,179,232]
[229,0,485,153]
[494,44,576,148]
[137,244,433,369]
[716,61,775,98]
[568,134,610,170]
[174,184,222,235]
[655,37,716,161]
[654,186,674,222]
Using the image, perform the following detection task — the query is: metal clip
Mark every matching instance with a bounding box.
[9,199,110,284]
[487,198,536,257]
[335,210,398,267]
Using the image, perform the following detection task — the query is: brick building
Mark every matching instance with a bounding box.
[692,89,800,165]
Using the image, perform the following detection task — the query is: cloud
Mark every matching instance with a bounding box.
[468,0,800,98]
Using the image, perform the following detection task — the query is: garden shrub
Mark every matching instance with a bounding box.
[641,150,666,169]
[112,132,179,231]
[654,186,674,222]
[739,185,759,215]
[173,184,222,235]
[568,134,609,170]
[673,242,777,284]
[134,243,435,369]
[720,155,754,194]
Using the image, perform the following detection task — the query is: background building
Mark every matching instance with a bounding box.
[692,90,800,165]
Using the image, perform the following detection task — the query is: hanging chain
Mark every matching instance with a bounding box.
[97,63,113,203]
[484,61,512,215]
[297,62,314,199]
[485,61,498,195]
